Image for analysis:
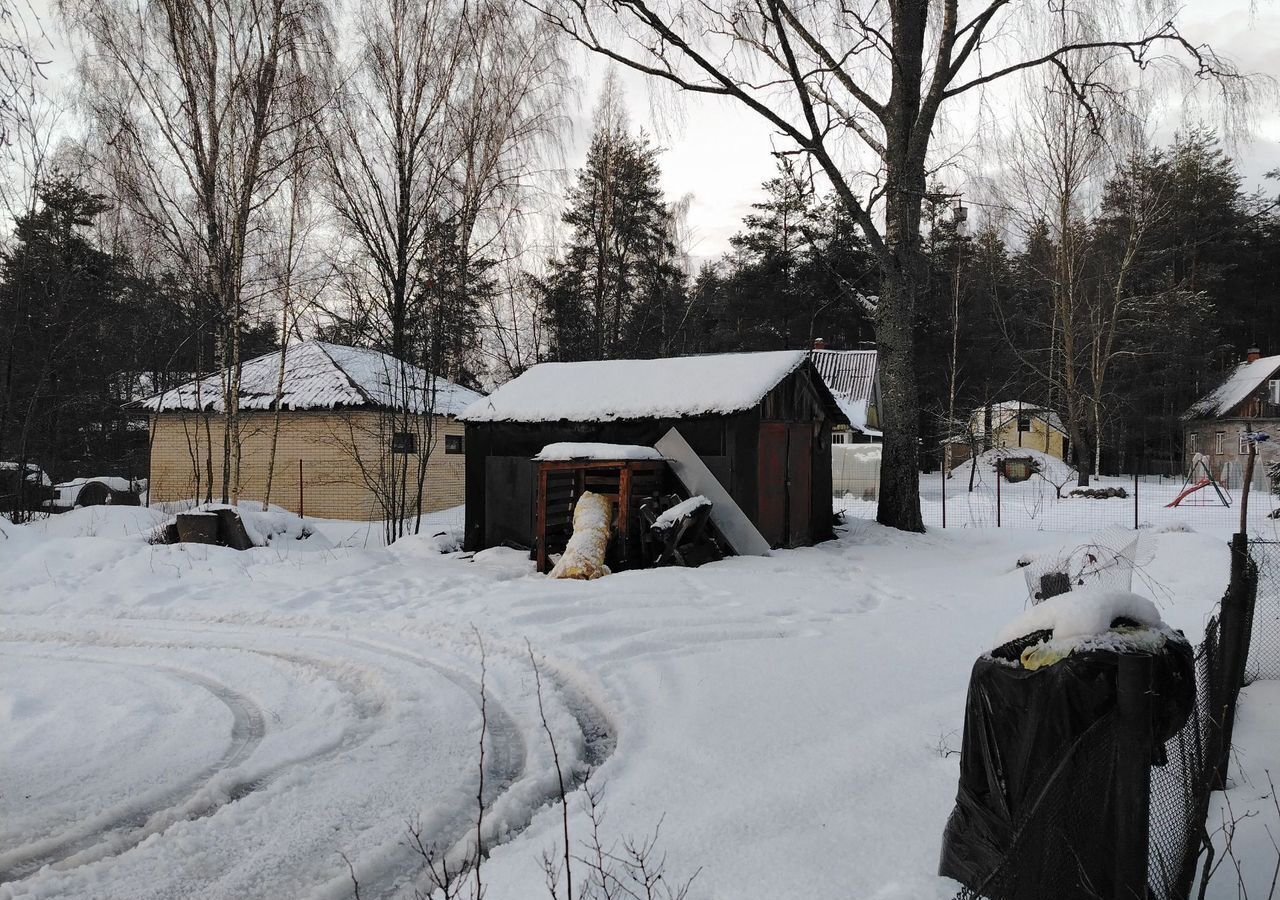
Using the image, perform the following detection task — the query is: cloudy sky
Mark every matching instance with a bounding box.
[19,0,1280,257]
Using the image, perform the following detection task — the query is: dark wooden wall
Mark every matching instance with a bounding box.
[463,360,842,552]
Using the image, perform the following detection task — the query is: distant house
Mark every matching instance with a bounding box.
[459,350,847,552]
[138,341,483,520]
[1184,347,1280,485]
[946,400,1069,470]
[809,345,882,443]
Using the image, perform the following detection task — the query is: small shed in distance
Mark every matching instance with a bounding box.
[459,350,848,553]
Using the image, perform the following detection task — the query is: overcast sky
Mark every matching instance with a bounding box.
[20,0,1280,258]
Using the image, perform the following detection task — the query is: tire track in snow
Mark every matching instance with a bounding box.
[0,637,389,886]
[0,650,266,884]
[311,635,616,900]
[1,621,617,900]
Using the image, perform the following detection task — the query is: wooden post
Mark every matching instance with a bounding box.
[536,465,549,574]
[1134,473,1139,530]
[1214,532,1253,788]
[1115,652,1153,900]
[297,458,304,518]
[617,465,633,566]
[1240,433,1257,534]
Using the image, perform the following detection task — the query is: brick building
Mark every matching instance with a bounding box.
[1184,347,1280,487]
[139,341,482,520]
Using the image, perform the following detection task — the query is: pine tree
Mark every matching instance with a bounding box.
[540,72,685,360]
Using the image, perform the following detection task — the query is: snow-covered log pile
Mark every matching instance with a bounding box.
[548,491,613,580]
[652,495,711,531]
[151,504,319,549]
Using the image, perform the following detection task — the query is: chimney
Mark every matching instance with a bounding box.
[813,337,827,351]
[1248,347,1262,363]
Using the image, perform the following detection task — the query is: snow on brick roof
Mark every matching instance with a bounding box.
[1187,354,1280,419]
[139,341,483,416]
[461,351,811,423]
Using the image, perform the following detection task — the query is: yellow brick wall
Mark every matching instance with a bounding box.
[147,410,466,521]
[991,420,1067,461]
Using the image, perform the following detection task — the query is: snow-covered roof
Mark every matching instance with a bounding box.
[1187,354,1280,419]
[810,349,878,434]
[973,400,1066,436]
[461,351,818,423]
[139,341,484,416]
[535,443,664,462]
[0,461,50,485]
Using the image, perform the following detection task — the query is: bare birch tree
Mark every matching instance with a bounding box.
[530,0,1249,530]
[0,0,49,150]
[64,0,332,505]
[317,0,565,540]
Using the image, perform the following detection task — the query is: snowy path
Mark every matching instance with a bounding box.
[0,507,1235,899]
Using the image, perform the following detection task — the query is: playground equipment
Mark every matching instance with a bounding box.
[1166,453,1232,508]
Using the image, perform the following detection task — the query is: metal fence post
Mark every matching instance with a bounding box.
[996,466,1002,528]
[1115,652,1153,900]
[942,466,947,529]
[298,458,304,519]
[1134,473,1139,530]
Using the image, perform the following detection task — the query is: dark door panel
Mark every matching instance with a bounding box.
[758,423,788,547]
[787,424,812,546]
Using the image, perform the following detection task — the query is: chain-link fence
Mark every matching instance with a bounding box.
[950,536,1266,900]
[1246,540,1280,682]
[834,462,1280,533]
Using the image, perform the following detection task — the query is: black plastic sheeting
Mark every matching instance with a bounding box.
[939,629,1195,898]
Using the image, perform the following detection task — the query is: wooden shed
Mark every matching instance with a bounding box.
[459,351,848,554]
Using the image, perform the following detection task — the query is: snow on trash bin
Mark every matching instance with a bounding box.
[939,585,1195,898]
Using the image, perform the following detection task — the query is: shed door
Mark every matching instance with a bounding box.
[787,424,812,546]
[758,423,788,546]
[758,423,813,548]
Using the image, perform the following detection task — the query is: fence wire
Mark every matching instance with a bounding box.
[835,466,1280,534]
[948,532,1280,900]
[1246,540,1280,682]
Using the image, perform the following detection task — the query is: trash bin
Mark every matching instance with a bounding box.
[939,604,1194,899]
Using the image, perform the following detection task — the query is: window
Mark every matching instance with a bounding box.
[1240,432,1252,456]
[831,431,848,445]
[1216,432,1225,455]
[445,434,464,455]
[1017,414,1032,432]
[391,431,416,454]
[1188,433,1198,454]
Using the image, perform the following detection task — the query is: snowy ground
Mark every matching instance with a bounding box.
[0,503,1267,899]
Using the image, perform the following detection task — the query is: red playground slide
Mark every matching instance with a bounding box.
[1166,479,1211,507]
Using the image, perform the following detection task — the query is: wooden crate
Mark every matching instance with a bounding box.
[535,459,666,573]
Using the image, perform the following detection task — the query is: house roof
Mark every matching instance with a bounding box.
[460,350,843,424]
[139,341,484,416]
[810,349,879,434]
[1187,354,1280,419]
[973,400,1066,435]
